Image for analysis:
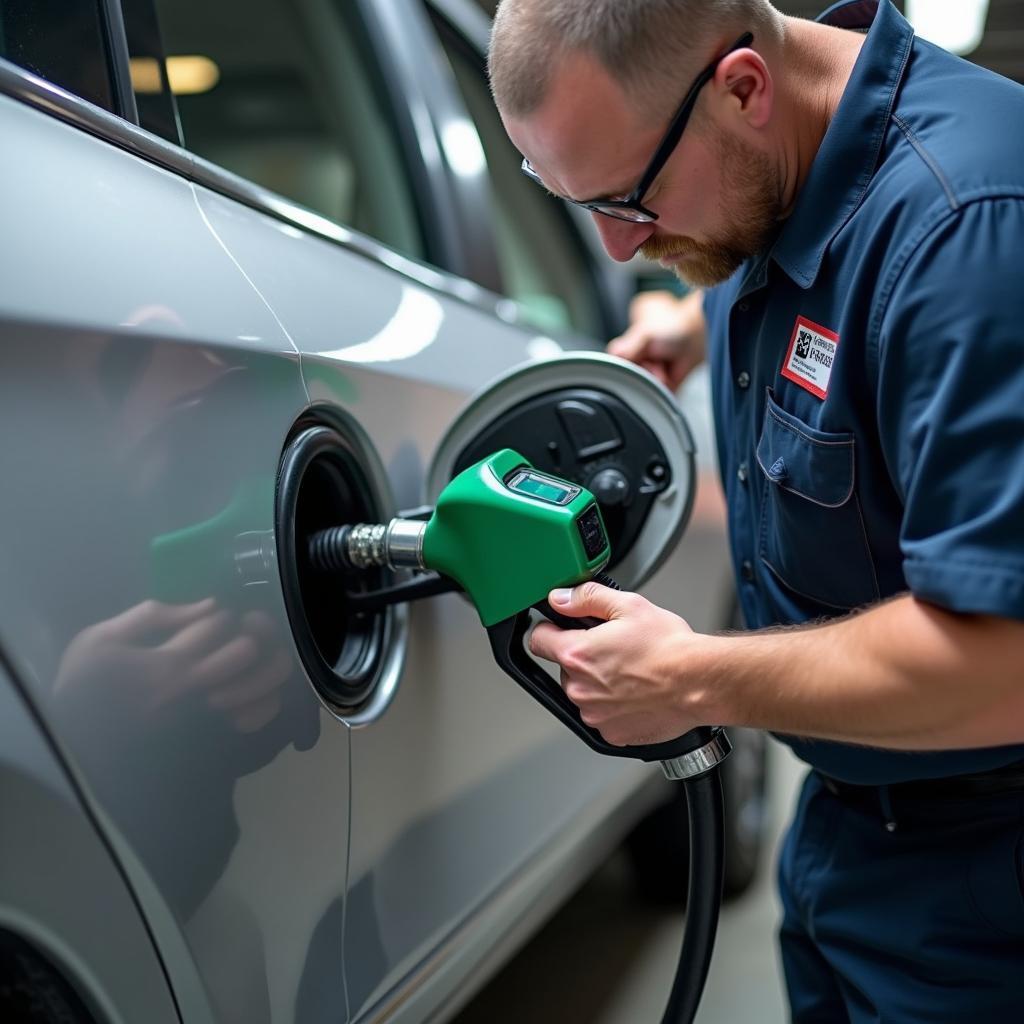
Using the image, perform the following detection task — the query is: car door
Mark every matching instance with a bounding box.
[0,7,351,1023]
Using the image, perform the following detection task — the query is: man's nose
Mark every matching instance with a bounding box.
[591,213,656,262]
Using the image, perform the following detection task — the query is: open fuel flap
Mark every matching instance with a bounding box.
[426,352,696,590]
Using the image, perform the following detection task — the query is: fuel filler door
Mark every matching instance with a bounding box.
[427,352,696,589]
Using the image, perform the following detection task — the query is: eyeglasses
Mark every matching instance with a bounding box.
[521,32,754,223]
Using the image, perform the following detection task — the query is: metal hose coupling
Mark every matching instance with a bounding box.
[660,728,732,781]
[343,523,388,569]
[308,519,427,573]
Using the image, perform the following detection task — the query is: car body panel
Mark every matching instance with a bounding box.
[0,660,180,1024]
[191,184,552,402]
[0,91,352,1024]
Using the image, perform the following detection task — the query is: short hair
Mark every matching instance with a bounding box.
[489,0,782,123]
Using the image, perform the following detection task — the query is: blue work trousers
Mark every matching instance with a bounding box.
[778,770,1024,1021]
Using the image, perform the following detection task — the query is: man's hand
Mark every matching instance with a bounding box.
[528,582,707,747]
[607,289,706,391]
[528,585,1024,753]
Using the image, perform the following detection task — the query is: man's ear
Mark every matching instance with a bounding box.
[713,48,773,129]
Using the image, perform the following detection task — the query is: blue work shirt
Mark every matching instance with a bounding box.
[704,0,1024,783]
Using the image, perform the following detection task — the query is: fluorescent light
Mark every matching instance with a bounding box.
[129,55,221,95]
[166,56,220,95]
[905,0,989,56]
[129,57,162,94]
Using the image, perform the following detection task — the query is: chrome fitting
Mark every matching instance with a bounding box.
[660,728,732,781]
[384,519,427,570]
[345,523,388,570]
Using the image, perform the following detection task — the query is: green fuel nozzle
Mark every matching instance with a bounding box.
[423,448,611,626]
[309,448,610,623]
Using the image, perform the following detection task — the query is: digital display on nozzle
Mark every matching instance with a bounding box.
[506,469,580,506]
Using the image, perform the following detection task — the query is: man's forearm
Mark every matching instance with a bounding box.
[695,594,1024,750]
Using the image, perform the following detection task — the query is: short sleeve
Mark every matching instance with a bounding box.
[876,197,1024,619]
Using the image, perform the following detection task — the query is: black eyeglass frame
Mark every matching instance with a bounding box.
[521,32,754,223]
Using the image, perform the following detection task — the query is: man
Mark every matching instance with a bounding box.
[488,0,1024,1019]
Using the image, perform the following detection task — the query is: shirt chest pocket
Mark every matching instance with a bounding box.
[756,394,879,611]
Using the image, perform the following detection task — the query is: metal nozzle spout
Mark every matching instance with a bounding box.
[308,519,426,573]
[383,519,427,569]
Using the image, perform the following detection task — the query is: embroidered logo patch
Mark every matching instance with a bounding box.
[781,316,839,399]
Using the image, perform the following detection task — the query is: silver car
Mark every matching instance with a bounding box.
[0,1,760,1021]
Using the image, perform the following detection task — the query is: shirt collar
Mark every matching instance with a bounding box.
[770,0,915,288]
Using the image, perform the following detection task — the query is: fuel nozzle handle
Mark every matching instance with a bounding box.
[487,600,730,781]
[532,569,621,632]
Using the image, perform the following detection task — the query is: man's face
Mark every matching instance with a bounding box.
[638,125,782,287]
[503,52,782,288]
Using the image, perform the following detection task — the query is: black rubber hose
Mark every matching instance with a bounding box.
[660,769,726,1024]
[308,524,353,572]
[539,565,727,1021]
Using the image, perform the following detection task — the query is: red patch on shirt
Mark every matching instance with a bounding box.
[781,317,840,400]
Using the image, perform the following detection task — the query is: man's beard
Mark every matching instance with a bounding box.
[639,130,782,288]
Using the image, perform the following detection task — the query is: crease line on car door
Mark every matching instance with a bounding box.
[189,184,313,406]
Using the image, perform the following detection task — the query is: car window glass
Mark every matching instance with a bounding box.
[123,0,180,144]
[0,0,115,111]
[431,13,604,338]
[152,0,425,259]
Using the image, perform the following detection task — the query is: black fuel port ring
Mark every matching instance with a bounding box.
[276,423,391,710]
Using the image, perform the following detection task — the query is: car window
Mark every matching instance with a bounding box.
[430,12,605,338]
[0,0,115,111]
[151,0,425,259]
[123,0,180,144]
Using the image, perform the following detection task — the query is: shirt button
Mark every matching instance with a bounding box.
[737,371,751,390]
[741,560,755,582]
[738,301,750,312]
[737,462,749,484]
